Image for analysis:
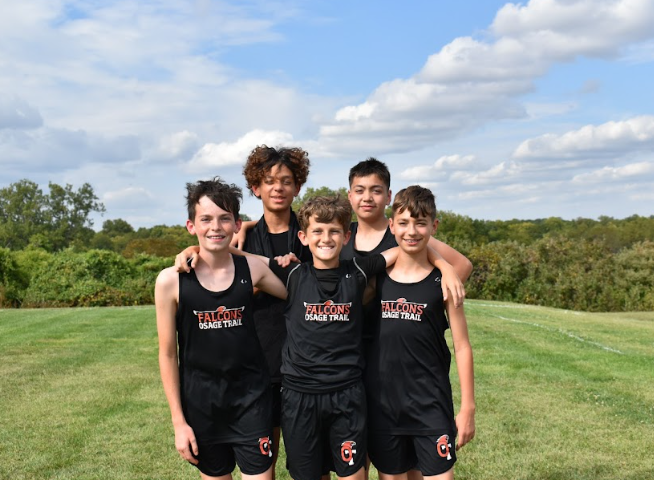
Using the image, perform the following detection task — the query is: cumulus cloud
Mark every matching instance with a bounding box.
[103,186,156,208]
[513,115,654,160]
[187,129,295,172]
[318,0,654,155]
[572,161,654,183]
[400,155,476,180]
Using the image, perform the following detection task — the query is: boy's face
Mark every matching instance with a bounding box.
[186,196,241,253]
[389,208,438,255]
[298,216,351,269]
[348,174,391,223]
[251,163,300,213]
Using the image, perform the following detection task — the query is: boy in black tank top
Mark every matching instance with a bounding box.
[174,146,312,479]
[280,196,397,480]
[366,186,476,480]
[156,177,288,480]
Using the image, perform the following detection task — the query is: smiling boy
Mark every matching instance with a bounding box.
[366,186,475,480]
[280,195,398,480]
[156,177,288,480]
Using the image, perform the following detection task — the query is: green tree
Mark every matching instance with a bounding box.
[0,180,47,250]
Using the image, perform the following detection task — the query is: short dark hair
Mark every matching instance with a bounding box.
[243,145,311,195]
[297,195,352,232]
[392,185,437,221]
[348,157,391,190]
[186,176,242,221]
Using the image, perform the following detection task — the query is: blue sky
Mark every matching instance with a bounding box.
[1,0,654,229]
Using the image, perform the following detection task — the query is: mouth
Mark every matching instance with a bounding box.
[207,234,226,241]
[403,238,421,246]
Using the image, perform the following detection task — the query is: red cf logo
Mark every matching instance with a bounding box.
[341,441,357,465]
[436,434,452,460]
[259,436,272,457]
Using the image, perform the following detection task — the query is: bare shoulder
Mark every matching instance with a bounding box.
[156,266,179,291]
[244,255,265,281]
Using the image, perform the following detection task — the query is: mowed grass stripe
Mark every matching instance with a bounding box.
[1,302,653,479]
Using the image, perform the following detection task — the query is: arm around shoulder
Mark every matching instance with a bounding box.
[428,237,473,282]
[246,256,287,300]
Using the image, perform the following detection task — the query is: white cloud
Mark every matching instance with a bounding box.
[318,0,654,155]
[572,161,654,183]
[187,129,295,172]
[399,155,476,180]
[513,115,654,160]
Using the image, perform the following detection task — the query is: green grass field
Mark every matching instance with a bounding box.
[1,302,652,480]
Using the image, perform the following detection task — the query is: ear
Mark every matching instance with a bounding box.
[432,218,439,235]
[235,217,243,233]
[251,184,262,199]
[389,217,395,235]
[186,219,196,235]
[294,184,301,197]
[298,230,308,246]
[386,189,392,206]
[343,229,352,245]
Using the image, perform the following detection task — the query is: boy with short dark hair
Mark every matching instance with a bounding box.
[366,186,475,480]
[343,158,471,298]
[176,146,313,476]
[280,195,397,480]
[156,177,288,480]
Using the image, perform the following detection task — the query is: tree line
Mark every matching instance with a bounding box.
[0,180,652,311]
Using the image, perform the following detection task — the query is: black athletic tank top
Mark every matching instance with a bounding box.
[281,259,371,393]
[366,267,455,434]
[340,222,397,261]
[176,255,271,442]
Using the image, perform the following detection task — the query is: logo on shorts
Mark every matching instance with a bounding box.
[340,441,357,465]
[259,436,273,457]
[436,434,452,460]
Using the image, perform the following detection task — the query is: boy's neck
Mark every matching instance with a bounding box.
[356,214,389,233]
[197,248,233,270]
[392,249,432,273]
[263,207,292,234]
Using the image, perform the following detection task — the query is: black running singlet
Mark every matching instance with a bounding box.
[176,255,271,442]
[366,267,455,434]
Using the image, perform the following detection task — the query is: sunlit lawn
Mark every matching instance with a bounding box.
[1,302,652,479]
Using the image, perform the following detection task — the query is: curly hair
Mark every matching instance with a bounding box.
[186,176,242,221]
[243,145,311,195]
[297,195,352,233]
[392,185,437,221]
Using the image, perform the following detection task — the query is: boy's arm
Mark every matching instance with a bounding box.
[246,256,288,300]
[174,246,200,273]
[155,268,199,465]
[445,300,475,451]
[428,237,473,282]
[230,219,257,249]
[427,246,465,307]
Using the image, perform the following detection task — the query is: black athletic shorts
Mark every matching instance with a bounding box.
[368,431,457,476]
[281,382,367,480]
[192,435,274,477]
[271,382,282,428]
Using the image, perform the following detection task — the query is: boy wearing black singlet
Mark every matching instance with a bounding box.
[280,196,399,480]
[156,177,287,480]
[366,186,475,480]
[175,146,312,478]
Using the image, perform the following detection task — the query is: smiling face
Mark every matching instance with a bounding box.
[251,163,300,214]
[186,195,241,253]
[389,208,438,255]
[348,174,391,222]
[298,215,351,269]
